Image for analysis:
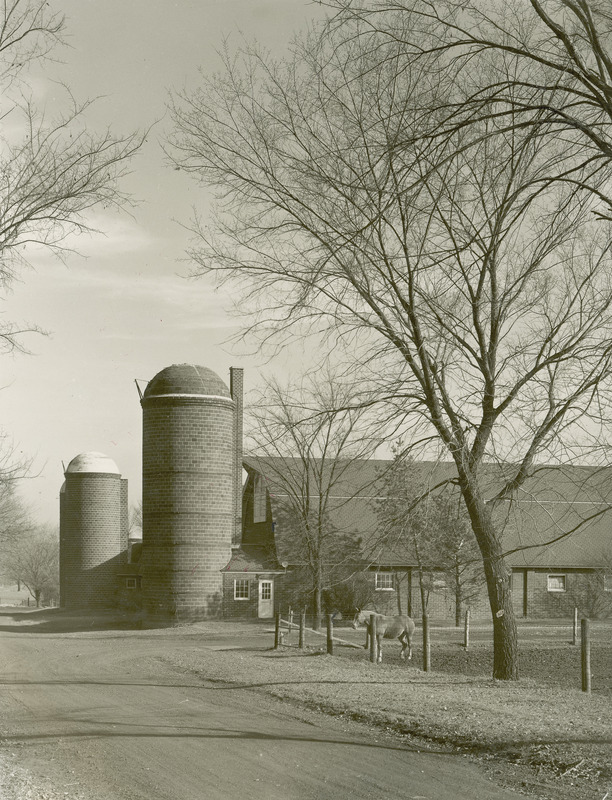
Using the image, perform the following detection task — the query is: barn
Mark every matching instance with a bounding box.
[58,362,612,623]
[241,456,612,621]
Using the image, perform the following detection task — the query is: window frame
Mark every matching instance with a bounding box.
[375,571,395,591]
[234,578,250,600]
[125,577,137,590]
[547,573,567,593]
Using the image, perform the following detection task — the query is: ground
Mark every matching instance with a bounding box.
[0,610,612,800]
[164,617,612,800]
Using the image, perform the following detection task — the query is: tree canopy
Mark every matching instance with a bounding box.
[169,0,612,678]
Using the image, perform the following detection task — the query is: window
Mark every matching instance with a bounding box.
[375,572,395,591]
[547,574,566,592]
[604,574,612,592]
[234,579,250,600]
[260,582,271,601]
[125,577,137,590]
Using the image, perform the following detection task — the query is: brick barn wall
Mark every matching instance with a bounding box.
[353,568,607,623]
[59,472,125,608]
[141,395,234,621]
[222,573,280,619]
[521,569,606,618]
[223,574,258,619]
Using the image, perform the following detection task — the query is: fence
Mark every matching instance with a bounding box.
[272,606,602,693]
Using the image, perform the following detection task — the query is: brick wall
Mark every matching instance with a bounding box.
[141,394,234,621]
[59,472,126,608]
[230,367,244,547]
[354,567,609,622]
[222,572,280,619]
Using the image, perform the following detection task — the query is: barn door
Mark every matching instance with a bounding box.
[258,580,274,618]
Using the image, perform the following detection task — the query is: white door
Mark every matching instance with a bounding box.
[258,580,274,618]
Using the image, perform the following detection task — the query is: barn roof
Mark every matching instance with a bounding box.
[243,456,612,570]
[222,545,284,573]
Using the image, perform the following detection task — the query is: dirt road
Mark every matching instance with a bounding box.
[0,610,521,800]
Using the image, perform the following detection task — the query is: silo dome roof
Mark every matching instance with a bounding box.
[65,452,121,475]
[143,364,230,399]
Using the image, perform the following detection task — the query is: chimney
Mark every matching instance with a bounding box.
[230,367,244,547]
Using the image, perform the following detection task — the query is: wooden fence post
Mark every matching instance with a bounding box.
[463,609,470,650]
[581,618,591,694]
[274,610,281,649]
[573,607,578,646]
[369,614,377,663]
[326,613,334,655]
[288,607,294,634]
[299,610,305,648]
[422,613,431,672]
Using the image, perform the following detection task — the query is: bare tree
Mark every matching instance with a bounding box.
[0,0,142,353]
[2,525,59,607]
[129,500,142,538]
[247,369,380,629]
[376,450,484,625]
[329,0,612,215]
[169,16,612,679]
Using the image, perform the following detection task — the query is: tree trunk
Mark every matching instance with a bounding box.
[418,569,428,618]
[455,563,462,627]
[313,563,323,631]
[460,481,519,680]
[396,573,403,615]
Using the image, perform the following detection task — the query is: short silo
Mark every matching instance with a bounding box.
[59,452,128,608]
[140,364,235,621]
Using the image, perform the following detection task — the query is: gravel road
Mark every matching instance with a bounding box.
[0,609,523,800]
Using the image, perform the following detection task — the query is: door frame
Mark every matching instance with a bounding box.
[258,579,274,618]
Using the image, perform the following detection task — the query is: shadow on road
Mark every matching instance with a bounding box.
[0,608,142,634]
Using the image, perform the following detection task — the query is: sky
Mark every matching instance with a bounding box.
[0,0,325,527]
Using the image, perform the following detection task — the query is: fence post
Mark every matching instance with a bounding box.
[573,607,578,646]
[299,610,305,649]
[369,614,377,663]
[422,613,431,672]
[288,607,294,634]
[326,613,334,655]
[581,618,591,694]
[274,610,281,649]
[463,609,470,650]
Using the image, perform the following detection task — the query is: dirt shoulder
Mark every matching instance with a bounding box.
[159,628,612,800]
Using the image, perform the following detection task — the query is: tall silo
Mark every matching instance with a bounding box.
[140,364,235,621]
[59,452,128,608]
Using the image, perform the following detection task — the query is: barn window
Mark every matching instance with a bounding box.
[234,579,250,600]
[604,574,612,592]
[375,572,395,591]
[125,577,137,590]
[547,574,566,592]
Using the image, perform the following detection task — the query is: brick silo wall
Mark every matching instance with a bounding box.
[230,367,244,547]
[141,395,235,621]
[59,473,125,608]
[120,478,129,555]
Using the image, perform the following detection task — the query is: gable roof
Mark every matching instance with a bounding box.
[243,456,612,569]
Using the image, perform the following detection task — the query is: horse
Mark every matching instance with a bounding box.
[352,609,415,663]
